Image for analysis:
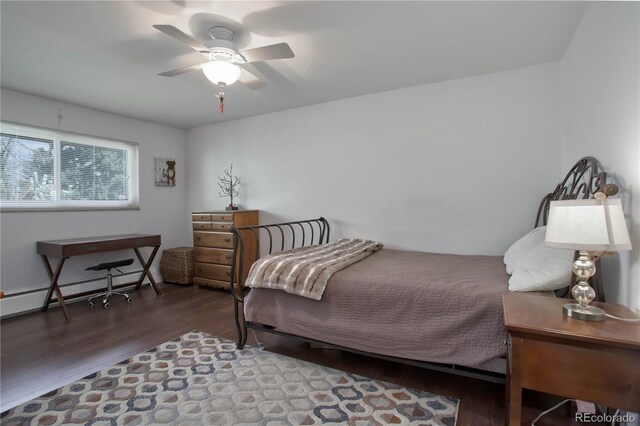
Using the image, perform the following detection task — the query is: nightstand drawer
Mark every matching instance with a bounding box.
[194,262,232,281]
[521,339,640,410]
[192,214,212,222]
[194,247,233,265]
[193,232,234,248]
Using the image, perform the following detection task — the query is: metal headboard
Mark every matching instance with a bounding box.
[535,156,607,227]
[228,217,330,347]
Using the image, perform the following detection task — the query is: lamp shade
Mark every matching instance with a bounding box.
[545,198,632,251]
[202,61,241,86]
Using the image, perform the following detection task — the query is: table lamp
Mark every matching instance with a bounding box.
[545,197,632,321]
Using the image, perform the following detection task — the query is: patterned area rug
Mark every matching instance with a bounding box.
[1,331,459,425]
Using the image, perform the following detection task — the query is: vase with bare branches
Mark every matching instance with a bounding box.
[218,164,240,210]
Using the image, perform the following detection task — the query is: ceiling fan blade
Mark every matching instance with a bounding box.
[158,62,206,77]
[153,24,209,53]
[240,42,294,63]
[238,68,266,90]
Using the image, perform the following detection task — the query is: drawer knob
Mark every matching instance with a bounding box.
[195,236,201,241]
[224,238,231,243]
[226,271,231,277]
[225,256,232,261]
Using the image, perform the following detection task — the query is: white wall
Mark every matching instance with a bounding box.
[0,89,189,316]
[561,2,640,312]
[188,62,561,256]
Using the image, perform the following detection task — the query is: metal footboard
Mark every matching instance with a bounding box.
[228,217,330,349]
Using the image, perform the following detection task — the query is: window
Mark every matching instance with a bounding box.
[0,122,139,210]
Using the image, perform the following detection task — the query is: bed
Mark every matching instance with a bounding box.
[227,157,609,383]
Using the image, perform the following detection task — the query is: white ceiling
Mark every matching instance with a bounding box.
[1,1,586,129]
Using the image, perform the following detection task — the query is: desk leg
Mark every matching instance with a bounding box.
[133,246,162,295]
[40,255,70,320]
[508,336,523,426]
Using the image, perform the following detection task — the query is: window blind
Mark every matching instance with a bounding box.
[0,122,138,210]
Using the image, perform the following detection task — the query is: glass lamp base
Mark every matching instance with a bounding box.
[563,303,605,322]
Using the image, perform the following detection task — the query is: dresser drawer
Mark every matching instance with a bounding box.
[194,262,232,281]
[211,222,232,232]
[192,214,212,222]
[193,222,212,230]
[212,213,233,222]
[194,247,233,265]
[194,277,234,290]
[193,232,234,248]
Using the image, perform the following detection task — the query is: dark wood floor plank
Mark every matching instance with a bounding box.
[1,284,582,424]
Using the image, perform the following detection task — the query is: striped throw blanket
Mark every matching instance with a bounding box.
[246,238,383,300]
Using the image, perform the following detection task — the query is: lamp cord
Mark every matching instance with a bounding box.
[611,409,620,426]
[531,398,573,425]
[605,313,640,323]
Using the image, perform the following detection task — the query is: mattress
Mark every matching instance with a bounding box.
[244,248,512,367]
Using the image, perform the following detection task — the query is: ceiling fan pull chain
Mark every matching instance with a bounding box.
[216,86,226,115]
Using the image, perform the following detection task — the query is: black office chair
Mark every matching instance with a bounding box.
[86,259,134,308]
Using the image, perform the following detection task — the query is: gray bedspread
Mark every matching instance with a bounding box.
[245,248,510,367]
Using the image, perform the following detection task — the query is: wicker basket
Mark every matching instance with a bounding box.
[160,247,194,285]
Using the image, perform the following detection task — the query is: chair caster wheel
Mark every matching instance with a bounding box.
[88,301,94,308]
[103,302,110,309]
[126,297,132,303]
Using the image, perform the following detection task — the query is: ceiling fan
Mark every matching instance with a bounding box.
[154,24,295,90]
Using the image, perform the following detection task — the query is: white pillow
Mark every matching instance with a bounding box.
[504,226,575,292]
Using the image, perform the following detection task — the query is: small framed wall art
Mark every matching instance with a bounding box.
[155,157,176,187]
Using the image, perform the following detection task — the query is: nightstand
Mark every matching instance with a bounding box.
[502,293,640,425]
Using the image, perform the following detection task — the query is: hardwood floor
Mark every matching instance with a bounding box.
[1,284,589,424]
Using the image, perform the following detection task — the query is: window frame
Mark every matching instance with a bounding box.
[0,121,139,212]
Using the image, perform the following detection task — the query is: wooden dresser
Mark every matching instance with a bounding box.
[192,210,259,290]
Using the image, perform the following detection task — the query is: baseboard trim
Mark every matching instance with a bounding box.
[0,269,158,318]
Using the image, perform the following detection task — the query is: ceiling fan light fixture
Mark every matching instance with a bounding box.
[202,61,241,86]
